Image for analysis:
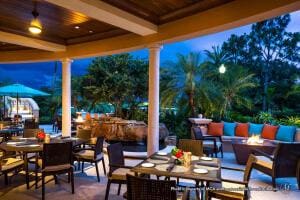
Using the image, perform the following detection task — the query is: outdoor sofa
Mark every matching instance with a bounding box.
[202,122,300,152]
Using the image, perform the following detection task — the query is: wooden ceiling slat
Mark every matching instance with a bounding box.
[0,0,235,50]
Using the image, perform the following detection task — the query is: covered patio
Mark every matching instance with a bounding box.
[0,0,299,199]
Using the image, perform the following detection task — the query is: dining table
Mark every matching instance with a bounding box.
[0,136,92,189]
[0,126,24,141]
[131,152,221,199]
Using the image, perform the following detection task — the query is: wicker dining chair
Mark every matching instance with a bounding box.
[176,139,204,188]
[23,128,43,138]
[126,174,189,200]
[73,136,106,182]
[38,142,74,200]
[0,152,24,185]
[24,119,39,129]
[76,128,92,140]
[192,126,223,157]
[207,154,256,200]
[178,139,204,157]
[251,142,300,189]
[105,142,134,200]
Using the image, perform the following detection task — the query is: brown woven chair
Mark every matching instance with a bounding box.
[207,154,256,200]
[23,128,43,138]
[0,152,24,185]
[178,139,204,157]
[73,136,106,182]
[126,174,190,200]
[192,127,223,157]
[24,119,39,129]
[76,128,92,140]
[252,142,300,189]
[38,142,74,200]
[177,139,203,188]
[105,142,134,200]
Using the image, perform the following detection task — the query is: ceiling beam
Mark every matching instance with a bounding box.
[45,0,158,36]
[0,31,66,52]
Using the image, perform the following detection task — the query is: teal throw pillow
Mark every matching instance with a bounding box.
[249,123,264,136]
[276,125,296,142]
[223,122,236,136]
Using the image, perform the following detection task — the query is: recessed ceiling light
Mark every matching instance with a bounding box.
[75,26,80,29]
[89,30,93,33]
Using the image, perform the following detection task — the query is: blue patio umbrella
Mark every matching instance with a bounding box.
[0,84,50,117]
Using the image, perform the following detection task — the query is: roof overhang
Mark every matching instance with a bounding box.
[0,0,299,63]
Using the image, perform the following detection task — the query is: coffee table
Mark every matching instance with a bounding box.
[232,139,277,165]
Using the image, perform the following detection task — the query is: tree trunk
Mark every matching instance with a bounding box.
[188,92,196,117]
[262,63,269,111]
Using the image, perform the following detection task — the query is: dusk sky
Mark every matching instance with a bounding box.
[0,11,299,88]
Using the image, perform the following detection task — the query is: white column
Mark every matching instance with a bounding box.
[61,58,72,137]
[147,43,162,156]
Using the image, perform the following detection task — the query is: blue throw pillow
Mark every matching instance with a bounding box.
[249,123,264,136]
[276,125,296,142]
[223,122,236,136]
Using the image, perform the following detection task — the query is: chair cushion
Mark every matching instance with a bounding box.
[249,123,264,136]
[223,122,236,136]
[38,159,72,172]
[209,181,245,196]
[203,141,222,148]
[208,122,224,136]
[1,158,24,171]
[222,181,245,195]
[261,124,279,140]
[110,168,134,181]
[74,150,103,161]
[235,123,249,137]
[276,125,296,142]
[255,156,273,169]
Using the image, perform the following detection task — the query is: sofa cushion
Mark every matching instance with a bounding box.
[261,124,278,140]
[223,122,236,136]
[249,123,264,136]
[235,123,249,137]
[208,122,224,136]
[276,125,296,142]
[295,129,300,142]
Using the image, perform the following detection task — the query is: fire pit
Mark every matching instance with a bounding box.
[232,137,277,165]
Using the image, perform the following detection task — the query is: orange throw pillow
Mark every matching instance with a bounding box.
[261,124,279,140]
[208,122,224,136]
[235,123,249,137]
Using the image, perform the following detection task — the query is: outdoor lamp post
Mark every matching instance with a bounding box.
[219,64,226,74]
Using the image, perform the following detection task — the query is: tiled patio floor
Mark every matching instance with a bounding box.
[0,151,299,200]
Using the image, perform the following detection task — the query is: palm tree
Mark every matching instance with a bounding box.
[219,65,256,118]
[202,47,256,118]
[202,45,230,80]
[161,52,202,117]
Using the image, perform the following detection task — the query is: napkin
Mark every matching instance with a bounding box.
[166,163,175,172]
[196,160,219,168]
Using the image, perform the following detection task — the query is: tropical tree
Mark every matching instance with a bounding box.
[161,52,202,117]
[81,53,148,118]
[219,65,256,118]
[222,14,300,112]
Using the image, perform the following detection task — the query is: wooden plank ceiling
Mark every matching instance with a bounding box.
[0,0,233,51]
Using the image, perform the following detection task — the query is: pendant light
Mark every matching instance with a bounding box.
[29,1,42,34]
